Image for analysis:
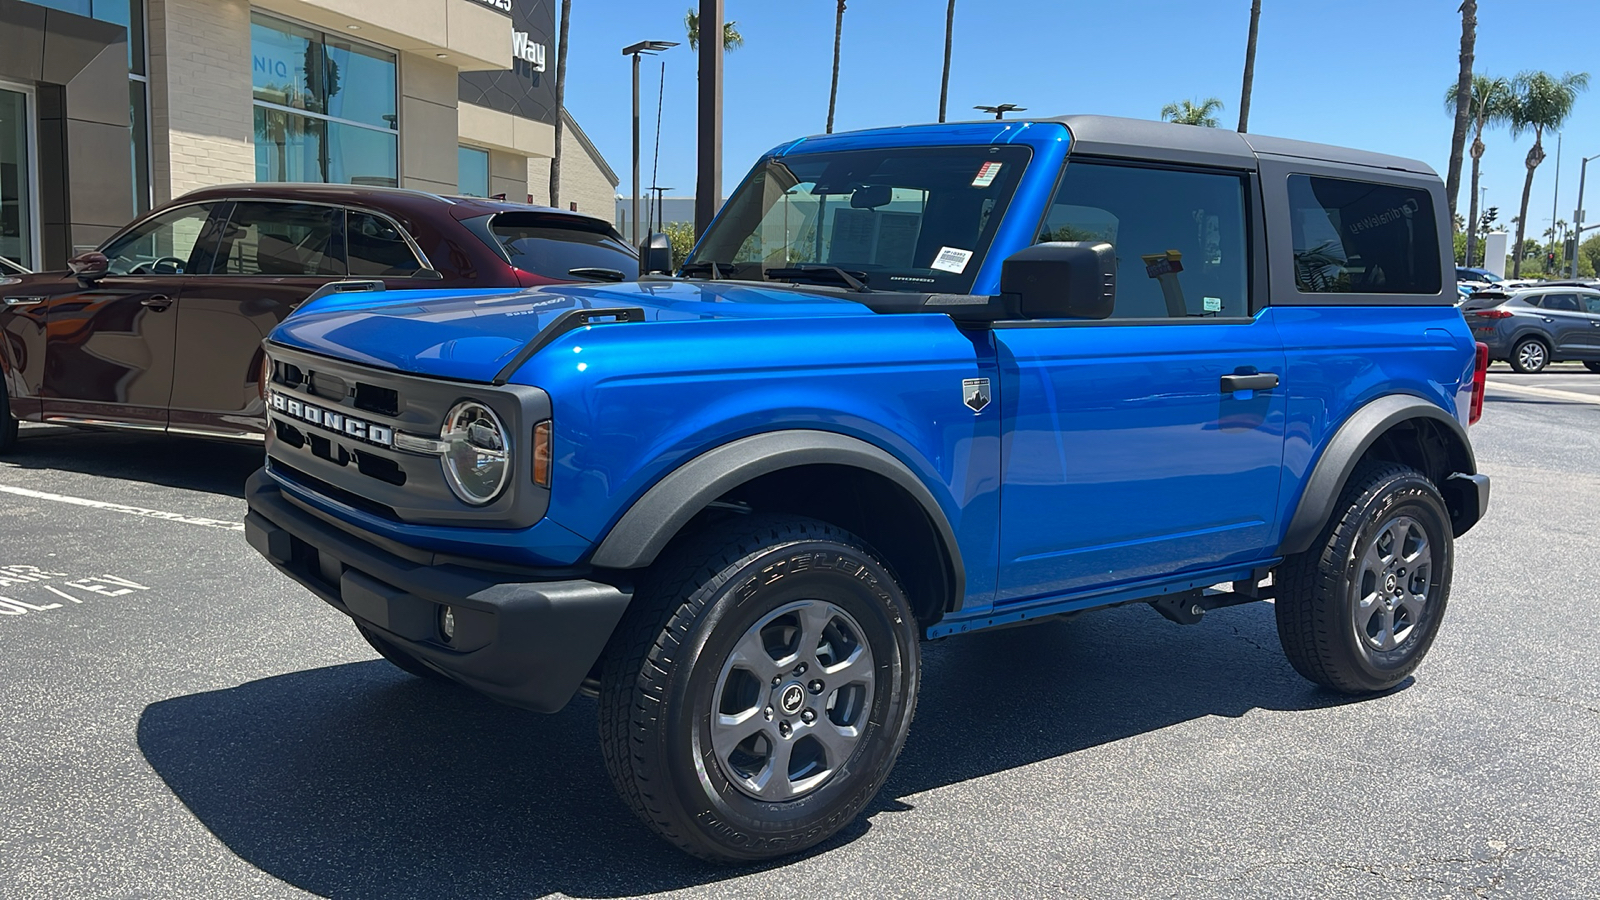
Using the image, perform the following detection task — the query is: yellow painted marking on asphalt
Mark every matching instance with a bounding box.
[1485,380,1600,406]
[0,484,244,530]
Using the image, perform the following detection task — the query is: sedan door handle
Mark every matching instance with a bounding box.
[140,295,173,312]
[1220,373,1279,393]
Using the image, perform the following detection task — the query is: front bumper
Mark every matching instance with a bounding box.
[245,469,631,712]
[1445,472,1492,537]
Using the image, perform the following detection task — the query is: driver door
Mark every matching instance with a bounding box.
[41,203,226,430]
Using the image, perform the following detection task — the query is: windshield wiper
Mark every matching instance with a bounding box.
[764,265,871,292]
[679,260,729,280]
[568,267,626,282]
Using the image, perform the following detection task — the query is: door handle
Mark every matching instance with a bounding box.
[3,296,45,307]
[1541,317,1554,322]
[141,295,172,311]
[1220,373,1279,393]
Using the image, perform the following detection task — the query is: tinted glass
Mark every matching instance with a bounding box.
[488,216,639,280]
[1542,293,1580,312]
[254,107,325,183]
[100,203,221,275]
[326,122,397,187]
[212,202,343,276]
[1039,161,1250,319]
[1289,175,1441,295]
[346,211,422,276]
[251,17,321,112]
[322,39,397,130]
[459,146,490,198]
[1583,295,1600,314]
[689,146,1031,293]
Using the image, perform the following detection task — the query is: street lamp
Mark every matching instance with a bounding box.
[1573,152,1600,277]
[974,103,1025,120]
[623,39,677,246]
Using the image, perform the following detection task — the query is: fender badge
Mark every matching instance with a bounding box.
[962,377,990,413]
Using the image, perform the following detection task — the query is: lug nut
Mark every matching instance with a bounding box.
[793,662,808,676]
[778,721,791,737]
[808,679,824,694]
[801,709,817,724]
[763,706,774,720]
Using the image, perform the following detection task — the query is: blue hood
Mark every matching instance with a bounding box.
[268,281,875,383]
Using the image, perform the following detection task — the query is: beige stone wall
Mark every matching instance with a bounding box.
[398,54,460,194]
[526,130,618,218]
[146,0,256,203]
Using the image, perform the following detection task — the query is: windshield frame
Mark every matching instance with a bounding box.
[685,144,1035,295]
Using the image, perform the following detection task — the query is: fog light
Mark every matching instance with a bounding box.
[440,606,456,642]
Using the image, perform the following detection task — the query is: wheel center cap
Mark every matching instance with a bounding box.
[778,682,806,716]
[1385,574,1398,594]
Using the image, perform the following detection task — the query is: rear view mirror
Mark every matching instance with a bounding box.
[999,242,1116,320]
[850,184,892,209]
[68,251,110,283]
[640,233,672,275]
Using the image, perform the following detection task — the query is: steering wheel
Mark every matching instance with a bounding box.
[130,256,186,275]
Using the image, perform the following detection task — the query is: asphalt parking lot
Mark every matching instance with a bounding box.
[2,367,1598,899]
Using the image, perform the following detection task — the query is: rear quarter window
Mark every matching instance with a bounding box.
[1288,175,1441,295]
[474,213,639,282]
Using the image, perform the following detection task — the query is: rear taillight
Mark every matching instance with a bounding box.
[1469,341,1489,425]
[1472,309,1514,319]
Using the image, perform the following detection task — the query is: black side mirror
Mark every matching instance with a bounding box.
[68,251,110,284]
[999,241,1116,320]
[640,233,672,275]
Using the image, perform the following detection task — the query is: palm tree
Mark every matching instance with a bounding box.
[1161,98,1224,128]
[1237,0,1261,132]
[549,0,572,207]
[938,0,956,123]
[826,1,847,133]
[1507,70,1590,276]
[684,8,744,51]
[1445,0,1477,224]
[1446,73,1511,267]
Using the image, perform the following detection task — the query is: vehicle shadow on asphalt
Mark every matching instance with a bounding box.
[5,427,261,497]
[136,602,1378,898]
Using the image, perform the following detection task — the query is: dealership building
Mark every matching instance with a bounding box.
[0,0,618,271]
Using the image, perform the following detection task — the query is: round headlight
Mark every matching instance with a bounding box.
[441,401,511,505]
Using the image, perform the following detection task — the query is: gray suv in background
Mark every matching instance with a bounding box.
[1463,287,1600,373]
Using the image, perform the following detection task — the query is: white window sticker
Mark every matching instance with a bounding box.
[1203,296,1223,312]
[931,246,974,274]
[971,161,1003,188]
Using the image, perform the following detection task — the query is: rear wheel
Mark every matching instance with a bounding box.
[1510,337,1549,373]
[1275,462,1453,694]
[356,621,453,683]
[598,515,920,863]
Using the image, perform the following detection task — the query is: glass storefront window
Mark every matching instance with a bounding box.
[251,13,398,187]
[458,146,490,198]
[0,88,35,270]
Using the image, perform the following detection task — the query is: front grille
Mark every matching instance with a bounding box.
[262,344,552,529]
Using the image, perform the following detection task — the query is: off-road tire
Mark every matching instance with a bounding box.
[1584,361,1600,374]
[356,621,453,683]
[1275,462,1453,694]
[0,380,18,454]
[1509,337,1549,373]
[597,515,920,863]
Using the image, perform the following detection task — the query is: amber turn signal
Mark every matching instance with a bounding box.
[532,419,553,488]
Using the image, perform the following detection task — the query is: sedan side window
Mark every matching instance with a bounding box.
[1583,295,1600,315]
[100,203,222,275]
[1542,293,1580,312]
[346,211,424,277]
[211,202,345,276]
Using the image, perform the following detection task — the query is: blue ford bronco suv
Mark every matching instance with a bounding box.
[245,115,1491,862]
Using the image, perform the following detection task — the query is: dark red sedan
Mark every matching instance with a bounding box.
[0,184,636,452]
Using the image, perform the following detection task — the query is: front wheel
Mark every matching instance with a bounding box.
[1275,462,1453,694]
[1510,338,1549,373]
[598,515,920,863]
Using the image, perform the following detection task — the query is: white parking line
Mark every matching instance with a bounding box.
[0,484,244,531]
[1485,380,1600,406]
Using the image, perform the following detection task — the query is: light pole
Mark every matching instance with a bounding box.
[623,40,677,246]
[974,103,1025,120]
[1574,152,1600,277]
[695,0,724,239]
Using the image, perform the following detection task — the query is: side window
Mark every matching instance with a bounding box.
[101,204,222,275]
[1583,295,1600,315]
[1288,175,1441,295]
[346,211,424,277]
[212,202,344,276]
[1542,293,1580,312]
[1037,161,1250,319]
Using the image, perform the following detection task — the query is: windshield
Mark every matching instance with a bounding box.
[688,145,1031,293]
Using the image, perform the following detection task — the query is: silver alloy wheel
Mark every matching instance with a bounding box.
[1517,340,1548,371]
[1353,515,1433,652]
[711,600,876,802]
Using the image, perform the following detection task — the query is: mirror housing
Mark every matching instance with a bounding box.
[999,241,1116,320]
[68,251,110,284]
[639,233,673,275]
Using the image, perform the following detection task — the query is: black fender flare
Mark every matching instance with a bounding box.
[589,429,965,601]
[1277,394,1482,556]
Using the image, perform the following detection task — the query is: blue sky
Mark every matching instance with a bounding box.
[560,1,1598,237]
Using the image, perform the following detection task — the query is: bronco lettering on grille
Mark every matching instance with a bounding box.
[269,391,394,448]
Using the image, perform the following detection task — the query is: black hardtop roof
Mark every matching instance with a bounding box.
[1040,115,1436,176]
